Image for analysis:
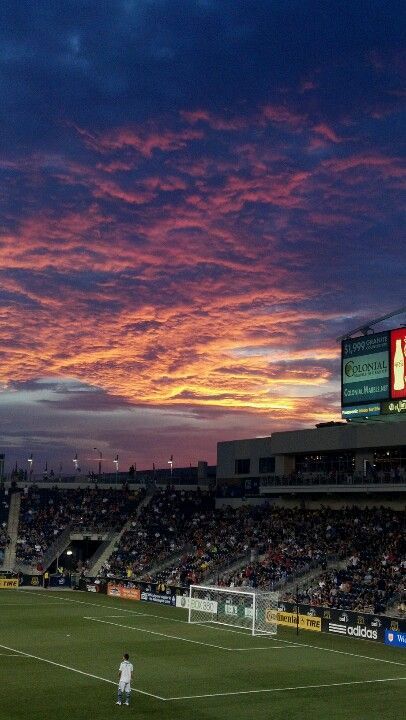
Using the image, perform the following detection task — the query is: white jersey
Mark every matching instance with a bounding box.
[119,660,133,684]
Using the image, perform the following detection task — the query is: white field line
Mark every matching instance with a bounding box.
[17,592,284,644]
[165,676,406,701]
[98,619,297,651]
[17,590,406,667]
[0,643,165,701]
[0,653,26,656]
[266,636,406,668]
[0,602,71,607]
[84,616,244,651]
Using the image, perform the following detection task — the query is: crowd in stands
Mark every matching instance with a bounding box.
[0,487,10,563]
[106,498,405,615]
[5,477,405,616]
[105,486,215,579]
[280,507,405,614]
[16,486,143,566]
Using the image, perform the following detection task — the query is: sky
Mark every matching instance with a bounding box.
[0,1,405,475]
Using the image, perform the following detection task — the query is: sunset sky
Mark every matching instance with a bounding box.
[1,1,405,474]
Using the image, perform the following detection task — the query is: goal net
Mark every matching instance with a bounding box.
[188,584,278,636]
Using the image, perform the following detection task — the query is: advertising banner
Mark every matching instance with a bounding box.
[277,602,406,644]
[266,608,321,632]
[120,586,141,601]
[0,578,19,589]
[107,582,140,601]
[176,594,190,609]
[342,332,389,406]
[390,328,406,399]
[381,399,406,415]
[19,574,41,587]
[140,590,176,605]
[341,403,381,419]
[50,575,71,588]
[385,630,406,648]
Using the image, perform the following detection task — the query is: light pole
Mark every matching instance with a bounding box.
[27,453,33,480]
[94,447,102,478]
[168,454,173,480]
[73,453,79,473]
[113,454,119,485]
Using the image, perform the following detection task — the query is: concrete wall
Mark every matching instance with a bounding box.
[217,437,272,479]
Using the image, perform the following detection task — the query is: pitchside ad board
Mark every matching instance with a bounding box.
[277,602,406,644]
[341,332,389,407]
[385,630,406,648]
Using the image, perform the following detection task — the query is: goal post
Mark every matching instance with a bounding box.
[188,584,278,636]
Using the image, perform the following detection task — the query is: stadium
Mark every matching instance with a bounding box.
[1,321,405,720]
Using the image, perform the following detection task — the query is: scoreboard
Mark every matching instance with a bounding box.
[341,327,406,418]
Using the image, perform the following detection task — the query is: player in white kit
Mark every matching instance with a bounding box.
[117,653,133,706]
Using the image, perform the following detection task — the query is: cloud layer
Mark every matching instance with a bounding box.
[0,1,405,470]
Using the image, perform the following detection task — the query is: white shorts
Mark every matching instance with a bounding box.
[119,681,131,693]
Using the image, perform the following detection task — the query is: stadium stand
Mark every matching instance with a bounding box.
[281,507,405,614]
[15,486,141,566]
[105,486,215,579]
[104,499,405,614]
[0,487,11,564]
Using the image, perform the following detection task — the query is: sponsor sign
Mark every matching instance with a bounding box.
[275,602,406,644]
[190,597,218,614]
[385,630,406,648]
[224,603,238,616]
[266,609,321,632]
[381,399,406,415]
[50,575,71,588]
[329,623,378,640]
[390,328,406,399]
[140,591,175,606]
[176,594,190,609]
[0,578,19,589]
[107,582,140,601]
[342,332,389,406]
[342,403,380,419]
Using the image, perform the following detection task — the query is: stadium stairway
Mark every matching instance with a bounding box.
[16,525,73,575]
[87,489,156,577]
[2,491,21,572]
[284,556,352,596]
[205,551,252,586]
[140,547,193,582]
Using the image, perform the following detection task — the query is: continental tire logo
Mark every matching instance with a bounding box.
[265,608,277,624]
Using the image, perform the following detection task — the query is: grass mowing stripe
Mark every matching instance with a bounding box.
[84,616,242,651]
[166,676,406,701]
[0,643,165,701]
[271,637,406,668]
[19,591,406,667]
[0,653,27,657]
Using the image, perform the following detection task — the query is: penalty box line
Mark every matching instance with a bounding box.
[20,591,406,666]
[84,616,286,651]
[0,643,165,701]
[165,675,406,701]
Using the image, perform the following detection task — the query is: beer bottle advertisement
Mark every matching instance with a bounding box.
[390,328,406,399]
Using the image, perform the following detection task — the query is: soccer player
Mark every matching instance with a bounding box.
[116,653,133,706]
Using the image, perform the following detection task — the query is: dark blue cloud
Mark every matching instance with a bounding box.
[1,0,404,154]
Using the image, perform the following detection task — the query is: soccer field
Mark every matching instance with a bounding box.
[0,589,404,720]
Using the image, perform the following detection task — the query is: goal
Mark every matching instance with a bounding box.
[187,584,278,636]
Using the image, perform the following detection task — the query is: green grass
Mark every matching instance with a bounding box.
[0,589,405,720]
